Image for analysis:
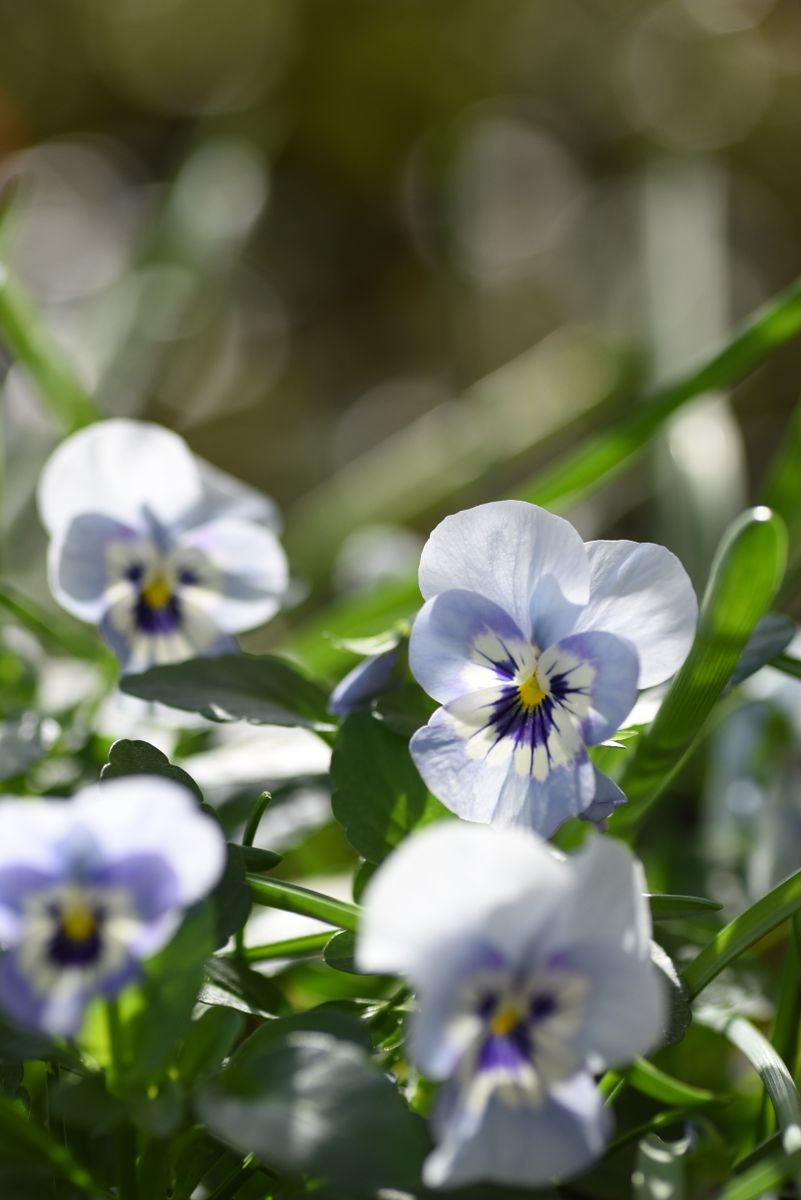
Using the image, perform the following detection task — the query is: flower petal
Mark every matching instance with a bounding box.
[581,768,627,824]
[356,822,569,978]
[574,540,698,688]
[48,514,140,623]
[188,458,282,533]
[539,630,640,746]
[410,699,597,835]
[328,649,399,717]
[547,836,653,960]
[418,501,590,643]
[564,942,665,1071]
[74,778,226,908]
[409,589,532,705]
[423,1070,610,1188]
[38,419,203,537]
[179,517,288,633]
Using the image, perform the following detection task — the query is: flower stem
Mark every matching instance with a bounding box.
[242,791,273,847]
[227,931,332,962]
[247,875,360,933]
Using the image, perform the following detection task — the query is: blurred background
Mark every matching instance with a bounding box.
[4,11,801,1157]
[3,0,801,908]
[2,0,801,605]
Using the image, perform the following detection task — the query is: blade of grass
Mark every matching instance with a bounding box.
[696,1011,801,1192]
[682,865,801,999]
[0,1094,113,1198]
[648,894,723,922]
[0,263,98,432]
[720,1144,801,1200]
[613,507,787,835]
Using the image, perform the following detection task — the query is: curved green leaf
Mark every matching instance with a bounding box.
[648,894,723,923]
[683,865,801,999]
[121,653,333,731]
[615,507,787,832]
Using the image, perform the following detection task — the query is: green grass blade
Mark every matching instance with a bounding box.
[762,390,801,556]
[682,865,801,999]
[518,274,801,511]
[771,653,801,682]
[626,1058,721,1107]
[0,1093,112,1197]
[696,1011,801,1194]
[720,1145,801,1200]
[613,507,787,833]
[0,263,98,432]
[648,894,723,922]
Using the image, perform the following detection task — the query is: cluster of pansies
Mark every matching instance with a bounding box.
[0,417,700,1190]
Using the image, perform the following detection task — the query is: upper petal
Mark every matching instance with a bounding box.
[178,517,289,633]
[546,836,653,960]
[356,822,569,978]
[409,589,532,705]
[38,419,203,537]
[74,778,226,907]
[424,1070,610,1188]
[418,501,590,642]
[186,458,282,534]
[574,540,698,689]
[48,513,140,623]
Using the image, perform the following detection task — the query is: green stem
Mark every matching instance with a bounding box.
[204,1155,259,1200]
[242,791,272,848]
[0,263,98,432]
[106,1001,138,1200]
[228,931,332,963]
[0,1095,112,1198]
[247,875,360,933]
[770,653,801,681]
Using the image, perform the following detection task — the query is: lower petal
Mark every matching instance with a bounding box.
[424,1070,610,1189]
[410,706,596,835]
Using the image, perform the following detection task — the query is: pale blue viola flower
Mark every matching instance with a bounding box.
[38,419,289,672]
[357,822,664,1189]
[0,777,225,1037]
[409,501,697,834]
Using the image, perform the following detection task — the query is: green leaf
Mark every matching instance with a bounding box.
[323,929,379,977]
[626,1058,721,1107]
[0,1094,111,1197]
[648,893,723,922]
[177,1008,245,1085]
[696,1010,801,1196]
[683,863,801,999]
[615,507,787,832]
[331,711,449,864]
[240,846,282,872]
[99,901,218,1086]
[121,653,333,730]
[652,942,692,1047]
[231,1005,374,1056]
[721,1145,801,1200]
[211,845,252,950]
[201,955,287,1017]
[197,1030,428,1193]
[728,612,796,688]
[372,683,437,737]
[101,737,204,803]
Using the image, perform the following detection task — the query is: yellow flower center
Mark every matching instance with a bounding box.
[142,575,173,610]
[518,672,547,709]
[489,1002,523,1037]
[60,902,98,943]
